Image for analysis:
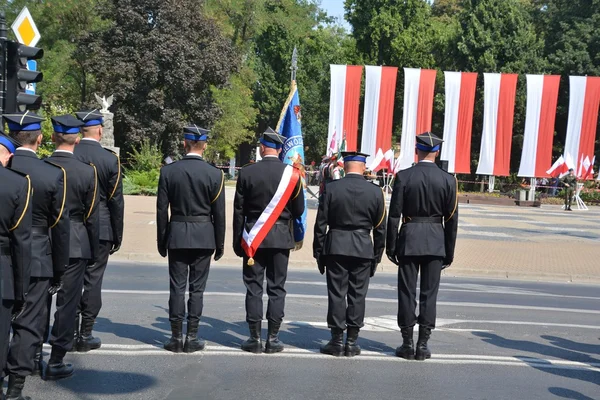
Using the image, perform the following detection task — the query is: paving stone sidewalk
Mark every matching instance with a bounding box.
[113,189,600,283]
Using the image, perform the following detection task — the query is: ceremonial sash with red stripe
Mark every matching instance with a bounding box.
[242,165,300,266]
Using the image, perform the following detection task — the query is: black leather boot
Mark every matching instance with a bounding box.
[320,328,344,357]
[264,321,284,354]
[415,326,432,361]
[31,345,44,377]
[6,375,31,400]
[76,319,102,352]
[345,327,361,357]
[395,326,415,360]
[183,320,205,353]
[44,347,74,381]
[68,315,80,353]
[163,321,184,353]
[241,322,262,353]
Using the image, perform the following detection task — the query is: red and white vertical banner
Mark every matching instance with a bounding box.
[518,75,561,178]
[564,76,600,174]
[327,65,363,154]
[440,71,477,174]
[476,73,518,176]
[360,66,398,165]
[398,68,437,171]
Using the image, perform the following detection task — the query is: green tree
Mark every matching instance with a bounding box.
[79,0,239,156]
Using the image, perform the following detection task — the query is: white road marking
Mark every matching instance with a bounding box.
[148,221,155,225]
[50,344,600,371]
[101,290,600,315]
[459,231,514,238]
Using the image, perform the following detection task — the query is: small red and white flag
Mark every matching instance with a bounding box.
[368,148,386,172]
[546,156,568,178]
[441,71,478,174]
[518,74,561,178]
[384,149,395,171]
[328,65,363,153]
[583,156,595,180]
[398,68,437,171]
[360,66,398,165]
[476,73,519,176]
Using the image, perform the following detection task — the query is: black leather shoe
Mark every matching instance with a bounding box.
[395,326,415,360]
[30,345,44,377]
[164,321,184,353]
[44,362,74,381]
[345,327,361,357]
[6,375,32,400]
[76,319,102,352]
[68,315,80,353]
[320,328,344,357]
[264,321,284,354]
[183,320,205,353]
[241,322,262,354]
[415,326,432,361]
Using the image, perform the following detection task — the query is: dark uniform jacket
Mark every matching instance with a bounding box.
[156,155,225,253]
[233,156,305,252]
[313,173,386,261]
[11,149,70,278]
[47,151,100,261]
[74,139,124,245]
[0,165,32,301]
[386,161,458,264]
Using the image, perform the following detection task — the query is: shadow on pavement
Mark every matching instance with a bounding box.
[53,369,157,399]
[94,316,169,345]
[473,332,600,387]
[541,336,600,355]
[548,387,596,400]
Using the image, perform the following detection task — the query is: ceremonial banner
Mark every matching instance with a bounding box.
[398,68,437,171]
[564,76,600,173]
[277,81,307,244]
[518,75,560,178]
[476,73,518,176]
[360,66,398,165]
[441,71,477,174]
[327,65,363,154]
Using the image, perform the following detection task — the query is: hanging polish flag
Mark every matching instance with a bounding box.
[398,68,437,171]
[476,73,519,176]
[441,71,477,174]
[327,65,363,153]
[564,76,600,169]
[360,66,398,165]
[518,75,561,178]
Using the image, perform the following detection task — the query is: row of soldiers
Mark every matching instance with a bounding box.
[0,111,123,400]
[157,128,458,363]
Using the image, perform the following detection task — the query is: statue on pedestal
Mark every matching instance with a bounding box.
[94,93,119,155]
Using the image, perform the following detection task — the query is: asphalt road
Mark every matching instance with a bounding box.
[14,262,600,400]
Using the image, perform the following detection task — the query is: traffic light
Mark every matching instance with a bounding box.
[5,40,43,112]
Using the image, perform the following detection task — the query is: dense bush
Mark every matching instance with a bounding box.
[123,140,162,196]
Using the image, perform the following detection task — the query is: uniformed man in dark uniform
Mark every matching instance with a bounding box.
[233,128,305,354]
[73,109,124,352]
[0,133,32,400]
[386,132,458,361]
[157,126,225,353]
[3,113,70,397]
[45,115,99,380]
[313,151,386,357]
[561,168,577,211]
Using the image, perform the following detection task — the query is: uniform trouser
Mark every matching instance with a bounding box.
[0,300,14,378]
[325,256,371,330]
[243,249,290,324]
[397,256,444,329]
[49,258,87,352]
[6,278,50,377]
[168,249,213,324]
[565,189,574,208]
[78,240,112,323]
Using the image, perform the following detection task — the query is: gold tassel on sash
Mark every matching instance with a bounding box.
[247,257,255,266]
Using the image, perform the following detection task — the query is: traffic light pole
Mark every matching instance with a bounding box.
[0,11,7,116]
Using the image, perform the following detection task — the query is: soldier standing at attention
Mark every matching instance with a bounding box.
[73,110,124,352]
[3,113,70,398]
[561,168,577,211]
[313,151,386,357]
[157,126,225,353]
[386,132,458,361]
[233,128,305,354]
[0,133,32,400]
[45,115,99,380]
